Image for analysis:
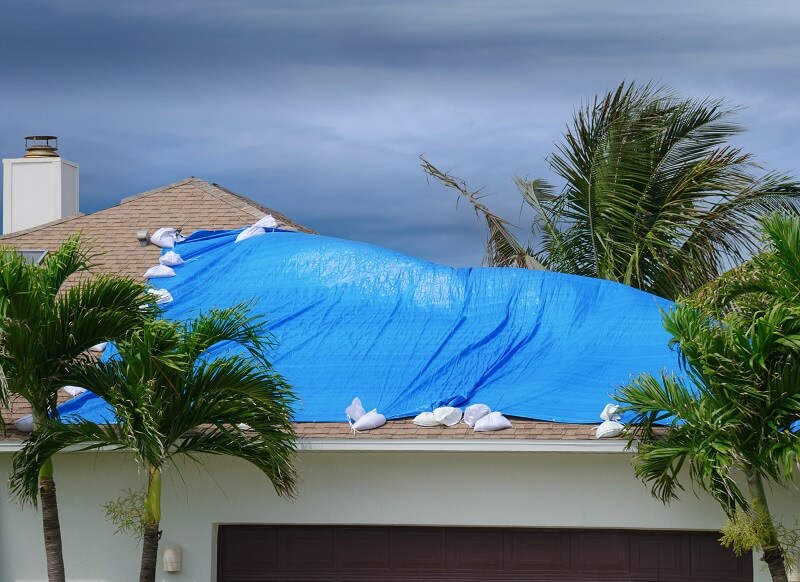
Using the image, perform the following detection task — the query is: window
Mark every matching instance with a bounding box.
[17,250,48,265]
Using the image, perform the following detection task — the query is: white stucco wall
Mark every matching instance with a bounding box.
[1,448,797,582]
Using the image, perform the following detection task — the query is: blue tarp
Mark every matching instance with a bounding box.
[61,229,680,423]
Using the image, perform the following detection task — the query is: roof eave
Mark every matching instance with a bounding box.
[0,437,633,454]
[299,437,633,453]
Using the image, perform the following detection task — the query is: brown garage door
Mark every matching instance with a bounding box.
[217,525,752,582]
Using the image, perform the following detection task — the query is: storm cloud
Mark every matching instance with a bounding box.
[2,0,799,265]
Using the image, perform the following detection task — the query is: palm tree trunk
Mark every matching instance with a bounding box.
[139,465,162,582]
[32,403,67,582]
[39,457,65,582]
[746,471,789,582]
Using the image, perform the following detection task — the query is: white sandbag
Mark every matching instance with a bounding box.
[432,406,462,426]
[235,225,266,243]
[351,409,386,431]
[150,227,183,249]
[237,423,252,431]
[600,403,621,422]
[159,251,184,266]
[473,411,512,432]
[144,264,176,279]
[147,288,174,305]
[89,342,107,352]
[255,214,278,229]
[412,411,440,427]
[14,414,34,433]
[463,403,491,427]
[62,385,87,397]
[345,397,366,422]
[595,420,624,439]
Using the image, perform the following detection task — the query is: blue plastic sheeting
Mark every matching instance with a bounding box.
[58,389,116,424]
[61,229,681,424]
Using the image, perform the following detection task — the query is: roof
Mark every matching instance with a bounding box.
[0,177,315,281]
[0,177,615,446]
[2,387,602,444]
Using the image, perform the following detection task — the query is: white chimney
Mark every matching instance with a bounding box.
[2,136,79,234]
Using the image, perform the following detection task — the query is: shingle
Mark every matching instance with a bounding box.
[0,177,315,282]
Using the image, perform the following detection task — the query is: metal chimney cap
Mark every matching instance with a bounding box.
[24,135,59,158]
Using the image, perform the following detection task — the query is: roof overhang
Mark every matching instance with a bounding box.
[0,437,632,454]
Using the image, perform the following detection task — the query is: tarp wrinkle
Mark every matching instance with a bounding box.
[60,229,681,424]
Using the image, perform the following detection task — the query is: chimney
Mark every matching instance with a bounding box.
[2,136,79,234]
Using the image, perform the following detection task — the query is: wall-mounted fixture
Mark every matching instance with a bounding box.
[162,545,182,573]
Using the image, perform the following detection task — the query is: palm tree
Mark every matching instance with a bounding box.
[694,212,800,316]
[614,215,800,582]
[0,235,152,582]
[10,305,298,582]
[422,81,800,299]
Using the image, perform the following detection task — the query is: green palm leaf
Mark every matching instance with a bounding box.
[423,82,800,301]
[15,304,298,497]
[616,215,800,580]
[0,236,152,418]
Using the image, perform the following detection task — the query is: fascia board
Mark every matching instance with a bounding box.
[1,438,635,455]
[297,438,633,453]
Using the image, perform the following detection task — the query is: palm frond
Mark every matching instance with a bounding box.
[691,212,800,318]
[10,419,124,505]
[162,355,293,442]
[421,81,800,300]
[619,375,748,513]
[420,157,544,269]
[38,234,96,296]
[616,372,700,437]
[176,425,298,497]
[182,304,277,367]
[62,305,299,499]
[0,238,152,420]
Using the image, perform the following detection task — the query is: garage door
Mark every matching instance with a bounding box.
[217,525,752,581]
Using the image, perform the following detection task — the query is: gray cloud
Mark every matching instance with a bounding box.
[2,0,799,265]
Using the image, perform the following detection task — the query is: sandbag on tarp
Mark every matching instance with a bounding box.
[61,229,680,424]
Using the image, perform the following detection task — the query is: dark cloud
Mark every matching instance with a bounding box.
[1,0,799,265]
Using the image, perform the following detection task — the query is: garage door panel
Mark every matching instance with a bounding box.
[572,531,630,573]
[283,528,335,570]
[335,527,391,569]
[505,529,571,571]
[391,528,447,570]
[447,529,505,570]
[217,525,280,576]
[630,532,692,580]
[446,528,503,570]
[630,534,660,577]
[691,533,752,581]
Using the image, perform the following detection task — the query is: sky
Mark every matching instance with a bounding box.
[1,0,799,266]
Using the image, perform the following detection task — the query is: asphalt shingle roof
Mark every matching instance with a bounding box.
[0,177,314,281]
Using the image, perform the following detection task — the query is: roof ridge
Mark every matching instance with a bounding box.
[199,182,317,233]
[119,177,203,204]
[192,181,265,220]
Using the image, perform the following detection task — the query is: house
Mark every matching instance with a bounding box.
[0,141,797,582]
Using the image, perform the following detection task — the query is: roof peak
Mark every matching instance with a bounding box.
[119,177,210,204]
